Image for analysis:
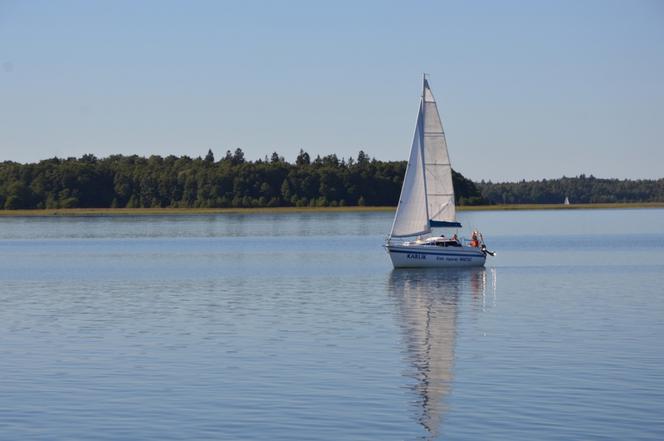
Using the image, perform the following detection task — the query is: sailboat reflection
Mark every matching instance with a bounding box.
[388,268,490,438]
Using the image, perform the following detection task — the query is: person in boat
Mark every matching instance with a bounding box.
[470,231,479,247]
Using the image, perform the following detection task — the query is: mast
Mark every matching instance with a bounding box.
[420,74,431,224]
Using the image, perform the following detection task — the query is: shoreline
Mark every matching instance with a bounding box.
[0,202,663,217]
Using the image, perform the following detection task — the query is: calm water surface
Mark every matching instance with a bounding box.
[1,209,663,440]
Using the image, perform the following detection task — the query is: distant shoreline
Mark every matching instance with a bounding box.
[459,202,664,211]
[0,202,662,217]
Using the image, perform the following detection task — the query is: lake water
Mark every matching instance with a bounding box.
[1,209,663,440]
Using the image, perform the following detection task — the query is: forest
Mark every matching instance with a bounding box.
[479,175,664,204]
[1,150,662,210]
[0,149,485,209]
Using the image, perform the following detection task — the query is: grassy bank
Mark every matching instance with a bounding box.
[0,202,662,217]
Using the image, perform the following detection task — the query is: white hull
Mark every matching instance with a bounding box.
[386,244,486,268]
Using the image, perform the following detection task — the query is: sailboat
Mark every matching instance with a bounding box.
[385,77,494,268]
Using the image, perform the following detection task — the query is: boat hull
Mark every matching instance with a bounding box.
[386,244,486,268]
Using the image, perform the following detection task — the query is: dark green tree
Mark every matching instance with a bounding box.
[204,149,215,163]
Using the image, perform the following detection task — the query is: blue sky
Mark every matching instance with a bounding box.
[1,0,662,181]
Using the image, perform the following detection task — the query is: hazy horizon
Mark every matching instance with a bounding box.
[1,0,662,181]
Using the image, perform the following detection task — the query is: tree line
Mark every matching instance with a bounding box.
[0,149,486,209]
[2,151,661,210]
[479,175,664,204]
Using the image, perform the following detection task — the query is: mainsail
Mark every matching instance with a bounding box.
[390,78,460,238]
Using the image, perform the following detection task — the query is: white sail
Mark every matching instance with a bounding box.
[390,78,458,238]
[390,104,431,238]
[422,79,457,226]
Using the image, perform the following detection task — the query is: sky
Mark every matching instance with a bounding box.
[0,0,662,182]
